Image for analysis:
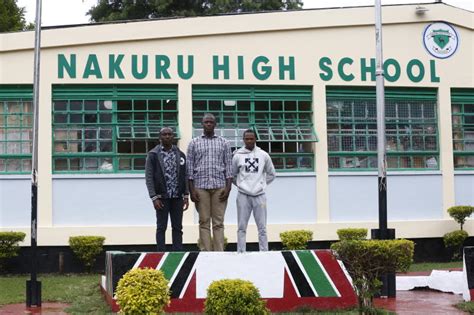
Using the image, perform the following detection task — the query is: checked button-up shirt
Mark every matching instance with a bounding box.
[186,134,233,189]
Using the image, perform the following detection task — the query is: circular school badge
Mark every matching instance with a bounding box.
[423,22,459,59]
[180,157,185,165]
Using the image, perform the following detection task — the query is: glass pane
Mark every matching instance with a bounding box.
[271,157,284,170]
[6,159,20,171]
[84,100,97,111]
[70,114,82,123]
[70,101,82,111]
[99,141,113,152]
[56,158,70,171]
[54,101,67,111]
[119,158,131,170]
[118,141,131,153]
[118,100,132,111]
[84,141,97,152]
[237,101,250,111]
[22,159,32,171]
[85,158,99,170]
[134,158,146,170]
[70,158,80,170]
[54,114,67,123]
[100,158,113,172]
[100,113,112,123]
[163,99,177,111]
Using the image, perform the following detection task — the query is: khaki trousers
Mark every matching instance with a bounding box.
[196,188,227,251]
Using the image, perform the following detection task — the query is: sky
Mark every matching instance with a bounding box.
[17,0,473,27]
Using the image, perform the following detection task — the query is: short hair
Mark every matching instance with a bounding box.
[202,113,216,122]
[160,127,174,135]
[242,129,257,139]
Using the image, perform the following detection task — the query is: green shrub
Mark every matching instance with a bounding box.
[443,230,468,260]
[337,228,368,241]
[331,239,414,312]
[0,231,26,272]
[116,268,170,314]
[68,235,105,272]
[280,230,313,250]
[204,279,269,315]
[448,206,474,230]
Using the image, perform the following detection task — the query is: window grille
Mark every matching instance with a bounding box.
[0,86,33,174]
[327,87,438,170]
[192,85,317,171]
[52,85,178,173]
[452,89,474,169]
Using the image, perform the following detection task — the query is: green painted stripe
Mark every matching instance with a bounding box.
[160,252,186,280]
[295,251,338,297]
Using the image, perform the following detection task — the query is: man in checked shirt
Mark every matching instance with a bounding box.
[187,113,233,251]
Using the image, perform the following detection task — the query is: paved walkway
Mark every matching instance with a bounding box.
[374,289,466,314]
[0,302,69,314]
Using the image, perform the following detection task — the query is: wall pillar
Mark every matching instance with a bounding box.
[314,85,330,222]
[438,85,455,218]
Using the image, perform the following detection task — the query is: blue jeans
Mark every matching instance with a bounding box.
[156,198,184,251]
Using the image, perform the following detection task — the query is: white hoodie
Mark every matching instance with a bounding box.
[232,145,276,196]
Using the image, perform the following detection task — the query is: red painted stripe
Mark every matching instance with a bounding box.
[166,272,205,313]
[315,250,357,306]
[470,289,474,301]
[138,253,165,269]
[100,282,120,313]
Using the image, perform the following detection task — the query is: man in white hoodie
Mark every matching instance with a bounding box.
[232,129,276,252]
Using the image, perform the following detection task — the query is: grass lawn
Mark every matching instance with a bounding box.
[0,273,112,314]
[408,261,463,272]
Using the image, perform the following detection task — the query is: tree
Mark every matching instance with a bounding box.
[87,0,303,23]
[0,0,29,32]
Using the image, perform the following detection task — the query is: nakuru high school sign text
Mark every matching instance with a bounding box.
[57,54,441,83]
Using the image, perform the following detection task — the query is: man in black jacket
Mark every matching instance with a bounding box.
[145,127,189,251]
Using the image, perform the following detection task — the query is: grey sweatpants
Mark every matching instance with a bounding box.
[237,191,268,252]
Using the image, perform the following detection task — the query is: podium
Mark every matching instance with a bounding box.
[100,250,357,313]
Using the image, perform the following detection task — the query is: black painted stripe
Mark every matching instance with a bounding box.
[282,251,315,297]
[169,252,199,298]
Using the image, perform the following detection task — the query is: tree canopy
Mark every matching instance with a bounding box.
[0,0,29,32]
[87,0,303,23]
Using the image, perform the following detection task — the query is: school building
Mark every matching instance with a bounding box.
[0,2,473,247]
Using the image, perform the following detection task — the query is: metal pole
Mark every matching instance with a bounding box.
[372,0,396,298]
[26,0,42,308]
[375,0,387,235]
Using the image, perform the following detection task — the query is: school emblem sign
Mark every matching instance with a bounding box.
[423,22,459,59]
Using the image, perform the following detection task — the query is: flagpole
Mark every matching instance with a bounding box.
[372,0,396,297]
[26,0,42,307]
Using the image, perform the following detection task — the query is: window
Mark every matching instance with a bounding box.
[192,85,317,171]
[52,85,178,173]
[327,87,438,170]
[452,89,474,169]
[0,86,33,174]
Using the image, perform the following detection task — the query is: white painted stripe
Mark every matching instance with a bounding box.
[179,261,197,299]
[284,265,301,298]
[169,252,189,285]
[292,251,318,297]
[156,252,169,270]
[131,253,146,269]
[311,250,341,297]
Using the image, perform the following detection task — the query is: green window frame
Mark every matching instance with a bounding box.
[452,89,474,169]
[327,87,439,170]
[192,85,318,171]
[0,85,33,174]
[52,84,178,173]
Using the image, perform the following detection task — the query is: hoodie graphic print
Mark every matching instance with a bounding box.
[232,146,276,196]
